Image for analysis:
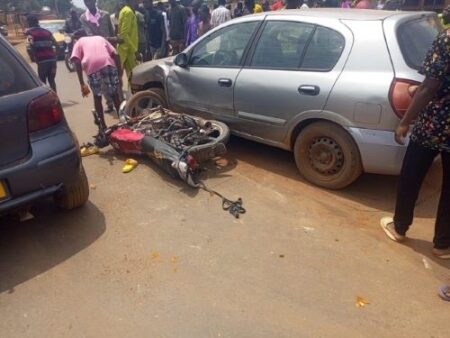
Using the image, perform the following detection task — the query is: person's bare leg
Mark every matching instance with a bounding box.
[93,95,107,129]
[112,93,121,113]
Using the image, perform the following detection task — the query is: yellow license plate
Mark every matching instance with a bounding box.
[0,181,8,200]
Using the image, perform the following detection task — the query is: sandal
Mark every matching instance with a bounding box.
[439,285,450,301]
[380,217,405,242]
[122,159,138,173]
[80,144,99,157]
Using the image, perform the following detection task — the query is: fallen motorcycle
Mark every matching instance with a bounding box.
[89,104,230,188]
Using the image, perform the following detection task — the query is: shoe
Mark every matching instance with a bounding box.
[80,145,99,157]
[432,247,450,259]
[380,217,406,242]
[122,159,138,173]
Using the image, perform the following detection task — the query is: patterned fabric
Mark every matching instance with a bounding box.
[87,66,119,97]
[26,27,56,63]
[211,6,232,28]
[411,30,450,153]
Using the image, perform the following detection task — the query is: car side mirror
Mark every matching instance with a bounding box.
[174,53,189,68]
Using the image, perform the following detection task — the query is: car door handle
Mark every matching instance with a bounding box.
[298,85,320,96]
[218,78,232,87]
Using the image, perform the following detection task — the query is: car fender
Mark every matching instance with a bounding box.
[131,57,174,93]
[285,110,356,149]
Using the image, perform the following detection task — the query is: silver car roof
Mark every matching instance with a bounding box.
[255,8,434,21]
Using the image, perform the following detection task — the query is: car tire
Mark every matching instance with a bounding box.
[149,88,168,107]
[124,89,168,118]
[294,121,362,190]
[54,165,89,210]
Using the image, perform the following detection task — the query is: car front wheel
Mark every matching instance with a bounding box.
[294,121,362,190]
[54,166,89,210]
[124,88,168,118]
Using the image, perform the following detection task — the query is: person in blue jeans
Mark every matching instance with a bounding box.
[380,27,450,259]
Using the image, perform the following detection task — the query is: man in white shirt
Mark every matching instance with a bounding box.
[211,0,232,28]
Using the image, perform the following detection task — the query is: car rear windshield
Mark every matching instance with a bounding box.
[397,16,440,70]
[0,40,36,97]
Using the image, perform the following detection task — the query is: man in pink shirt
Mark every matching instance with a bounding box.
[71,29,122,129]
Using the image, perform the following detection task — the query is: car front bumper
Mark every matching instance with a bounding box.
[348,127,407,176]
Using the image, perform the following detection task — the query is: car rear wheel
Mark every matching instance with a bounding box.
[54,165,89,210]
[294,122,362,189]
[125,89,168,118]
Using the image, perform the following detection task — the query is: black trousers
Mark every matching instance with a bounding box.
[37,61,57,92]
[394,141,450,249]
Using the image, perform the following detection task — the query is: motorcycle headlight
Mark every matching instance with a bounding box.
[65,36,72,44]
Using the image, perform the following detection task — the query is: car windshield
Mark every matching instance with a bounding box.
[39,21,64,33]
[397,16,440,70]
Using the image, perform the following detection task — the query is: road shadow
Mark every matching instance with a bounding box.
[0,200,105,294]
[61,100,79,109]
[403,238,450,271]
[225,136,441,218]
[97,147,237,198]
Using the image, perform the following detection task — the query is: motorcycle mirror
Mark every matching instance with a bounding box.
[174,53,189,68]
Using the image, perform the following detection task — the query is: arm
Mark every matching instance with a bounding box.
[395,32,447,145]
[114,53,123,81]
[73,58,84,86]
[395,78,441,144]
[26,31,36,60]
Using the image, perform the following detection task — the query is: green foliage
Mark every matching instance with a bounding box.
[98,0,120,14]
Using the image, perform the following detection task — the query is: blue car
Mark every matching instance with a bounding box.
[0,35,88,214]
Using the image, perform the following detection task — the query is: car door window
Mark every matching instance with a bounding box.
[300,26,345,71]
[190,21,259,68]
[250,21,314,69]
[0,42,36,97]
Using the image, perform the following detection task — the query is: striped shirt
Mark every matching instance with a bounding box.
[26,27,56,63]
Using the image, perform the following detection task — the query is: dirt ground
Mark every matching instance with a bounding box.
[0,47,449,337]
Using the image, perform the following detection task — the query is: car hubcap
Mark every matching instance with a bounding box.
[132,96,162,116]
[308,137,344,176]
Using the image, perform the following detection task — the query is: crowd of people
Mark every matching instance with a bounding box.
[24,0,425,129]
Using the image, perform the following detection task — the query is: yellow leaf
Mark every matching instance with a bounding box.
[356,296,370,308]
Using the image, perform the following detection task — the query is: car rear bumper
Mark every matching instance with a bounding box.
[0,125,81,213]
[348,127,407,175]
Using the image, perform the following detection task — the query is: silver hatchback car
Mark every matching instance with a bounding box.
[130,9,440,189]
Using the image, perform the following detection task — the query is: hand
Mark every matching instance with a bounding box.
[135,52,142,61]
[81,84,91,97]
[395,121,410,145]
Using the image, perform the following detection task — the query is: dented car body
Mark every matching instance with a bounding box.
[130,9,439,189]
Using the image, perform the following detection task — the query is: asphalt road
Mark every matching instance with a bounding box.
[0,58,449,337]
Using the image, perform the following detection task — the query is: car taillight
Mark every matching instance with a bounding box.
[389,79,420,119]
[27,91,63,132]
